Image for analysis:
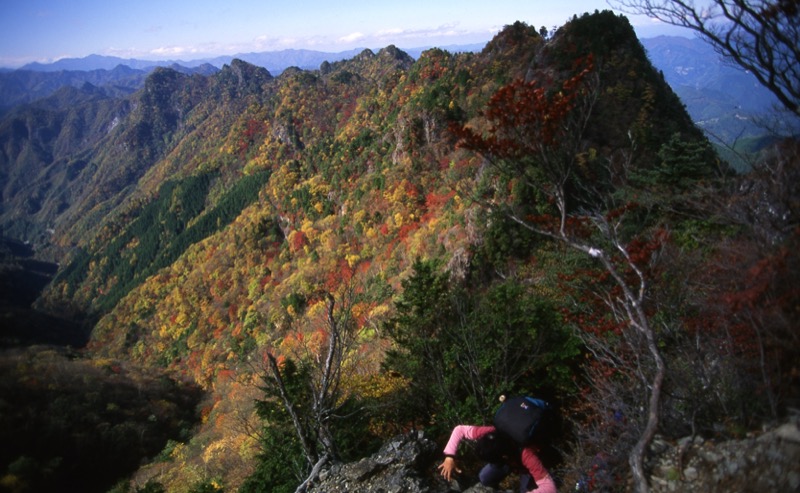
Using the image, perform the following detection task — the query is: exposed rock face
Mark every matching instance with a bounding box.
[648,415,800,493]
[308,431,445,493]
[307,431,500,493]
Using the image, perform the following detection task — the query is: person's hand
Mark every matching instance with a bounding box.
[437,456,461,481]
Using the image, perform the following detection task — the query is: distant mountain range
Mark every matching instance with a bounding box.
[10,44,488,73]
[0,63,221,111]
[0,37,790,143]
[13,49,364,73]
[640,36,790,144]
[0,44,485,113]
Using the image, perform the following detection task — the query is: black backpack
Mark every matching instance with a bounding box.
[493,395,553,445]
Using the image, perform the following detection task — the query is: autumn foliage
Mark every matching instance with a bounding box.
[3,11,797,493]
[454,55,595,158]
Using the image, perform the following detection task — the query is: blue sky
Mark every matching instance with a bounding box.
[0,0,687,68]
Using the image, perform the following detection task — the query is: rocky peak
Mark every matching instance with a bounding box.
[378,45,415,68]
[215,58,272,97]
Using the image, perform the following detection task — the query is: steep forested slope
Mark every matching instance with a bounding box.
[1,10,797,493]
[0,83,130,243]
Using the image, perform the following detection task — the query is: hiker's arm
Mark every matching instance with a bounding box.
[439,425,494,481]
[521,448,552,485]
[443,425,494,456]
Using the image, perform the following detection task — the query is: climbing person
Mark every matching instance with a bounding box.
[438,396,557,493]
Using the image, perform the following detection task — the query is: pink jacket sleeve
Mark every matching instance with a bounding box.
[520,447,551,483]
[443,425,495,456]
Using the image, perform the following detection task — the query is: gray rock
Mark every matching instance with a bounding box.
[683,466,699,481]
[307,431,454,493]
[306,430,521,493]
[648,415,800,493]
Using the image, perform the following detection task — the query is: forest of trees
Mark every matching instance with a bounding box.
[0,6,797,493]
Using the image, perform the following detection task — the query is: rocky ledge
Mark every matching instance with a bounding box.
[308,415,800,493]
[648,414,800,492]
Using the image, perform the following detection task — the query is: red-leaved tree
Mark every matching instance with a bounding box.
[453,55,670,493]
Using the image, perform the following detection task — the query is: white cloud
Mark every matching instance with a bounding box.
[151,46,193,56]
[101,43,213,61]
[366,22,489,44]
[339,32,365,43]
[48,21,495,64]
[0,53,71,68]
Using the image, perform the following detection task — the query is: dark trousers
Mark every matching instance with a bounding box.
[479,463,534,493]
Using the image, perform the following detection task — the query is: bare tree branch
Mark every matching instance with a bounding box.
[265,351,318,466]
[294,453,330,493]
[610,0,800,116]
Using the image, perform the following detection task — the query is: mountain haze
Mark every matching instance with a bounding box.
[3,37,785,146]
[0,45,487,113]
[640,35,789,144]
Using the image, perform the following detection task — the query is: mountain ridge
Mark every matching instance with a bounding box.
[0,45,482,114]
[3,37,785,146]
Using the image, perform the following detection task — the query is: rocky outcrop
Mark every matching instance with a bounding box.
[648,415,800,493]
[307,431,502,493]
[308,416,800,493]
[308,431,444,493]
